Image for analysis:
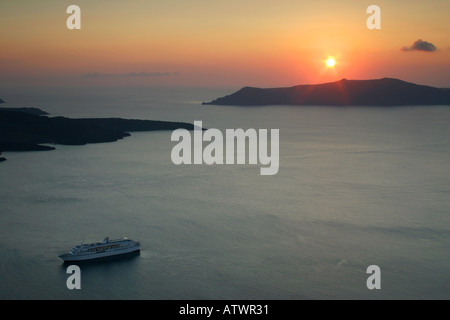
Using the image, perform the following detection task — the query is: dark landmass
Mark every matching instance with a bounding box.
[0,107,49,115]
[0,142,56,152]
[0,99,5,104]
[203,78,450,106]
[0,109,197,155]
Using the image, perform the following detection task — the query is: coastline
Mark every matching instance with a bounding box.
[0,107,197,159]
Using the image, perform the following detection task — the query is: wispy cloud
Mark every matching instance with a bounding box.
[401,39,437,52]
[82,71,179,77]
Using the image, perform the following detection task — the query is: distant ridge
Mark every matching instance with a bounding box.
[0,107,49,115]
[0,98,50,115]
[203,78,450,106]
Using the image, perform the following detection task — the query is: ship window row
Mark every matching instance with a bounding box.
[88,244,120,252]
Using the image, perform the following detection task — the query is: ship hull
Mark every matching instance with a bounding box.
[59,245,140,262]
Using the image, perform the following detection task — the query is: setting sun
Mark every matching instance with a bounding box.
[326,57,336,67]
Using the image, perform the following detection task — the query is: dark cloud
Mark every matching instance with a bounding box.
[83,72,179,77]
[401,39,437,52]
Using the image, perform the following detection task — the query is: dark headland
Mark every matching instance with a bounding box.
[0,107,49,115]
[203,78,450,106]
[0,107,197,161]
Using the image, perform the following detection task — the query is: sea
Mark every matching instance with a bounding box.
[0,86,449,300]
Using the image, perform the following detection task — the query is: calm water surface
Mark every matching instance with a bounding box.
[0,87,449,299]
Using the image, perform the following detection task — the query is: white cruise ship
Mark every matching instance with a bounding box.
[59,237,140,262]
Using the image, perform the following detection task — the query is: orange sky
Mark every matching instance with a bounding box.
[1,0,449,87]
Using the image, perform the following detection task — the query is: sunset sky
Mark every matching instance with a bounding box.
[1,0,449,88]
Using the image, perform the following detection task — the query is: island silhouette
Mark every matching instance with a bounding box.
[203,78,450,106]
[0,107,197,161]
